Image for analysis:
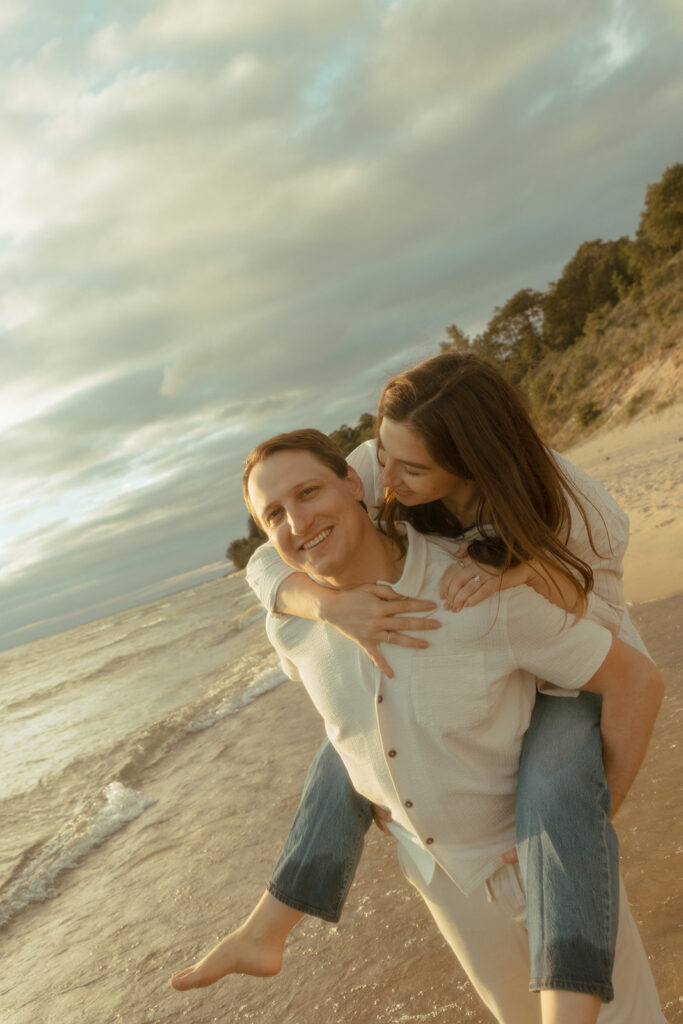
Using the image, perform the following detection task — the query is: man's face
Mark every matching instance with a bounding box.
[247,449,367,583]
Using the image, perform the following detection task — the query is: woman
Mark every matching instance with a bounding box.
[171,353,649,1023]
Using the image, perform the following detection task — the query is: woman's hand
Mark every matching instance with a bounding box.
[321,583,441,678]
[440,544,534,612]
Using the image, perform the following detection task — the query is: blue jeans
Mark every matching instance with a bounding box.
[268,692,618,1000]
[268,737,373,922]
[516,692,618,1001]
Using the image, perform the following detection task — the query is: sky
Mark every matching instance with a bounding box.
[2,0,682,651]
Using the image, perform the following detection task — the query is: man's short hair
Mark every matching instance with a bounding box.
[243,429,349,526]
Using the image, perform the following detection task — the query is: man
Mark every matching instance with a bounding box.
[243,428,665,1024]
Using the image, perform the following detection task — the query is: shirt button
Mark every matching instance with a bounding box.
[388,749,397,758]
[377,695,384,703]
[425,837,434,845]
[404,800,413,808]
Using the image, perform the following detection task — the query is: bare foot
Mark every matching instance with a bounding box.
[169,925,284,990]
[169,891,303,991]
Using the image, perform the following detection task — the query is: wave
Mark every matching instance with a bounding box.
[0,782,155,929]
[0,640,179,713]
[5,655,286,810]
[187,665,286,732]
[94,615,168,647]
[1,610,263,714]
[0,662,286,929]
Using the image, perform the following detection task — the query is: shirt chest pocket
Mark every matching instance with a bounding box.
[409,653,491,733]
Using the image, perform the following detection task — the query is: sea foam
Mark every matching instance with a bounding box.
[0,782,155,928]
[187,664,286,732]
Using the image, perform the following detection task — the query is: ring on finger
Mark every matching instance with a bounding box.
[472,575,482,583]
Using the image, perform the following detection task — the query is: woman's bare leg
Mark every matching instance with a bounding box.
[540,990,601,1024]
[169,891,303,990]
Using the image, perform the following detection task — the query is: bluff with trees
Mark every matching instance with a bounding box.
[227,163,682,569]
[440,162,682,437]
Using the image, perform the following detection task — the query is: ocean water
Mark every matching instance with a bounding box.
[0,573,285,931]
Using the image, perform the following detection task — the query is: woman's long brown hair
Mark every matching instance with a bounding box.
[377,352,603,614]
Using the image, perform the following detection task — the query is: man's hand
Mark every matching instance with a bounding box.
[371,804,393,836]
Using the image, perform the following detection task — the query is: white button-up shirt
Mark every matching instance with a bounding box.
[266,523,613,896]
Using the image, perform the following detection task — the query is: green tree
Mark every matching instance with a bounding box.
[440,323,470,353]
[636,163,683,262]
[543,238,634,349]
[329,412,376,456]
[226,516,266,570]
[478,289,545,383]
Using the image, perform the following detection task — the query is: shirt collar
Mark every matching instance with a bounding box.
[377,522,429,595]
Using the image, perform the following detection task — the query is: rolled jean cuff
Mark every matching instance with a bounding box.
[266,882,343,924]
[529,977,614,1003]
[268,738,372,923]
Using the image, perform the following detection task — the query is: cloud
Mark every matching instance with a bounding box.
[1,0,682,648]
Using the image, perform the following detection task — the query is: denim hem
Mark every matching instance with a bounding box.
[529,978,614,1003]
[266,882,342,924]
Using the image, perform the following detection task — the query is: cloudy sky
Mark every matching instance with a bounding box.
[2,0,681,650]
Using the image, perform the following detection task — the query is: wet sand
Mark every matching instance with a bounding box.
[3,406,682,1024]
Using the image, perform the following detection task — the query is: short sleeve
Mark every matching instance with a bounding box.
[503,588,613,691]
[245,541,296,612]
[552,451,630,630]
[347,440,383,519]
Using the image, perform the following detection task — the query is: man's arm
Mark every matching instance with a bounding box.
[581,638,664,817]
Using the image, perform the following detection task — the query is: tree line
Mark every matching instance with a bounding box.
[227,163,682,569]
[441,163,682,386]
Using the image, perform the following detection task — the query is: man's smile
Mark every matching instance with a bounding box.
[301,527,333,550]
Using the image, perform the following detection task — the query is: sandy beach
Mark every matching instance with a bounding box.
[4,405,682,1024]
[563,402,683,605]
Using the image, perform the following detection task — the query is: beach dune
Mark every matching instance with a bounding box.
[563,403,683,605]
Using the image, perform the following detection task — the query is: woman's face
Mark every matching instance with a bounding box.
[377,417,469,507]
